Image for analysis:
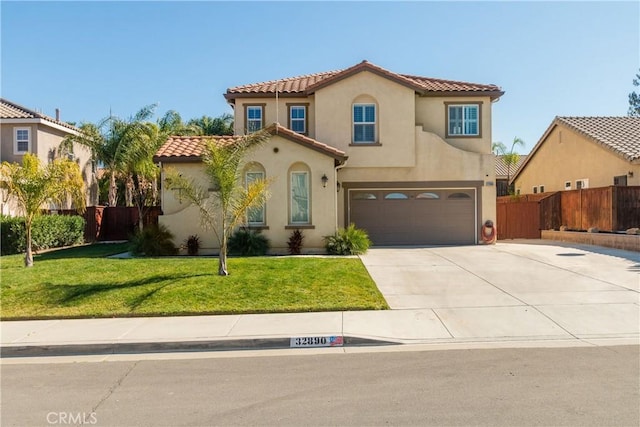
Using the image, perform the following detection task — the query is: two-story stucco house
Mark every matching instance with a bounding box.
[155,61,504,252]
[0,98,97,215]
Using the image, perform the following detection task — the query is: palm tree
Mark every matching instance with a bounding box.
[493,137,525,195]
[0,154,85,267]
[158,110,201,136]
[62,105,156,206]
[187,114,234,136]
[164,130,271,275]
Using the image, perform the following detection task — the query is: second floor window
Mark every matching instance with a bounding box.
[246,106,263,132]
[447,104,479,136]
[289,106,306,134]
[353,104,375,143]
[15,128,30,153]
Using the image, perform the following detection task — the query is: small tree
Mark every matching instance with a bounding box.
[164,130,271,276]
[629,69,640,117]
[0,154,85,267]
[493,137,525,195]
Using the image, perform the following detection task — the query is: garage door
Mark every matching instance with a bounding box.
[349,189,476,245]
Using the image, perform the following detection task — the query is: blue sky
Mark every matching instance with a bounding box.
[2,1,638,153]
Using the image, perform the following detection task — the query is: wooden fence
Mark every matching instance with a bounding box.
[497,186,640,240]
[53,206,162,242]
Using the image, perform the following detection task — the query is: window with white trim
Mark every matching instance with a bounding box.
[290,171,309,224]
[576,179,589,190]
[246,171,265,225]
[353,104,375,143]
[14,128,30,153]
[447,104,479,136]
[246,106,263,133]
[289,105,306,134]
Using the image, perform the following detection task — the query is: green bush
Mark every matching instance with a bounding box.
[1,214,85,255]
[129,224,178,256]
[228,228,270,256]
[324,224,371,255]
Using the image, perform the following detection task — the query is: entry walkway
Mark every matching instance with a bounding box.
[1,241,638,358]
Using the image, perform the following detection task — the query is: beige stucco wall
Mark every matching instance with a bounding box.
[0,122,97,215]
[514,124,640,194]
[415,96,494,154]
[234,97,316,139]
[314,71,416,168]
[159,135,338,254]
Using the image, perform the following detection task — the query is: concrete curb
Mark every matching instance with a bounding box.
[0,336,399,358]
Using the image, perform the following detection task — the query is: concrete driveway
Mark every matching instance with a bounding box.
[359,241,640,342]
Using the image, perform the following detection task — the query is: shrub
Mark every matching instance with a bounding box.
[1,214,85,255]
[287,229,304,255]
[324,224,371,255]
[129,224,178,256]
[228,228,270,256]
[184,234,201,256]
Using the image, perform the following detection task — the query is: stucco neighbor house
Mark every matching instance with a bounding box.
[155,60,504,253]
[512,116,640,195]
[0,98,97,215]
[495,154,527,196]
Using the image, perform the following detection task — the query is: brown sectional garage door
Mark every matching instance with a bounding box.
[349,189,476,245]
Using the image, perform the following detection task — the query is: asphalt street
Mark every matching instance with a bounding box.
[2,345,639,426]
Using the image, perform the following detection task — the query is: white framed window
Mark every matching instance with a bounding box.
[539,185,545,193]
[289,105,306,134]
[576,179,589,190]
[565,181,572,190]
[290,171,309,224]
[447,104,480,137]
[246,171,265,225]
[353,104,376,143]
[533,186,538,194]
[14,127,31,153]
[246,105,263,133]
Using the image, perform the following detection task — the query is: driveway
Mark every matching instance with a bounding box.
[359,241,640,341]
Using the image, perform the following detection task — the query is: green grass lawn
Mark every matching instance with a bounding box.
[0,243,388,320]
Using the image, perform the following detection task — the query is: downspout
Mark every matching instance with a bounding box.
[334,160,348,231]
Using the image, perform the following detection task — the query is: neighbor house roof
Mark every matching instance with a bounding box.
[495,154,528,178]
[512,116,640,182]
[0,98,79,133]
[225,60,504,101]
[154,124,348,164]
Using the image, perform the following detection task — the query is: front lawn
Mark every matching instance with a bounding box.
[0,244,388,319]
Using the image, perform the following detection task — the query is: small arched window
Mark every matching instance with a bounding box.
[384,192,409,200]
[416,192,440,199]
[353,192,377,200]
[448,192,471,199]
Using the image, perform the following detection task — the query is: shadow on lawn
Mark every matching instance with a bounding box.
[35,243,131,261]
[44,272,211,310]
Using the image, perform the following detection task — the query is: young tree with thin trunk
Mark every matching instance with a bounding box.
[164,130,271,276]
[0,154,85,267]
[493,137,525,195]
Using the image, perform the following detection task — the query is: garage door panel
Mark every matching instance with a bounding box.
[350,188,475,246]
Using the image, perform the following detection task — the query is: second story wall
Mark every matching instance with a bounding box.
[314,71,416,168]
[234,96,316,138]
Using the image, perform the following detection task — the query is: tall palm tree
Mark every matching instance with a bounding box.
[0,154,85,267]
[63,105,156,206]
[493,137,525,195]
[187,114,234,136]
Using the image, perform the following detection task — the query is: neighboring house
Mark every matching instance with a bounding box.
[155,60,504,252]
[512,117,640,195]
[495,154,527,196]
[0,98,97,215]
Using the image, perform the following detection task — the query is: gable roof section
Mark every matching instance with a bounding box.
[495,154,528,178]
[154,124,348,164]
[512,116,640,182]
[225,60,504,101]
[0,98,79,133]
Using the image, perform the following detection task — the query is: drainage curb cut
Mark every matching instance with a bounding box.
[0,336,398,358]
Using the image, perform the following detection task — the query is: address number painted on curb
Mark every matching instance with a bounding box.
[290,336,344,348]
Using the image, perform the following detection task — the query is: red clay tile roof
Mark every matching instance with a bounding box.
[0,98,79,132]
[154,124,348,163]
[225,60,504,101]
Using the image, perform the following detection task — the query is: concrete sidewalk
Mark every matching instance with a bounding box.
[1,241,638,358]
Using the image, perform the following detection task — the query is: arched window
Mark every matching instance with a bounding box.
[289,163,311,224]
[384,192,409,200]
[416,192,440,199]
[352,192,377,200]
[448,192,471,199]
[244,162,266,225]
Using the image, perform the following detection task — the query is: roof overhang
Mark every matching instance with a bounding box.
[0,118,79,135]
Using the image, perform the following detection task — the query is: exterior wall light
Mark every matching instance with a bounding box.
[321,174,329,188]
